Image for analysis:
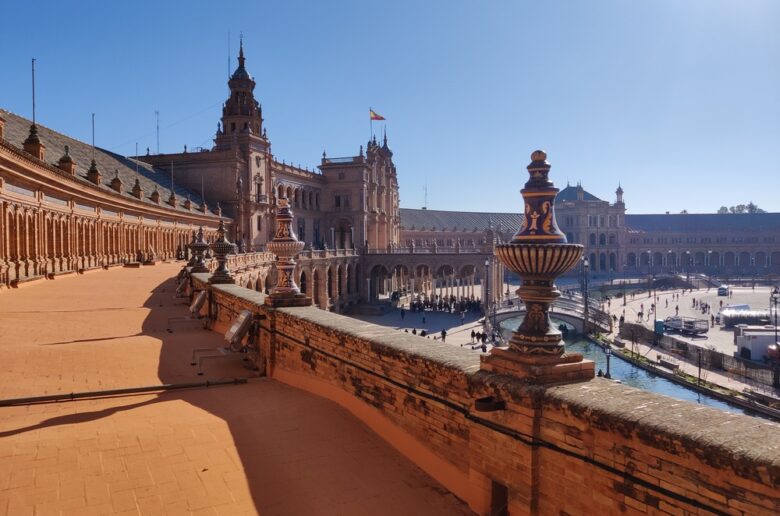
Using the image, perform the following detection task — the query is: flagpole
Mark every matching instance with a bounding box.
[369,107,373,140]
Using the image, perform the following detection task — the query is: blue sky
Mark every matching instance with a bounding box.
[2,1,778,214]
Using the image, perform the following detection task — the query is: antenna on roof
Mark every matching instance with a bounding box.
[31,58,36,125]
[91,113,95,161]
[155,110,160,154]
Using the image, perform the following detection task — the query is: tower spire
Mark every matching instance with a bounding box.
[238,33,245,67]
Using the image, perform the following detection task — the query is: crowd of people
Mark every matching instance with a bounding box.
[395,293,495,352]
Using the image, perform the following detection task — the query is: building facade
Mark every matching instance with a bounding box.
[400,183,780,278]
[136,41,400,254]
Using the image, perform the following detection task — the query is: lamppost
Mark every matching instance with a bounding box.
[604,346,612,379]
[622,262,627,306]
[685,250,691,285]
[771,286,779,388]
[707,249,713,288]
[484,258,490,321]
[581,257,590,334]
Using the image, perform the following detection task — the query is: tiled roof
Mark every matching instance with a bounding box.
[399,208,522,233]
[555,185,602,202]
[625,213,780,233]
[1,109,218,217]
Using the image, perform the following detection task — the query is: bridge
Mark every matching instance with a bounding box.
[491,294,612,334]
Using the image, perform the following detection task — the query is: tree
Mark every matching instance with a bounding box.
[718,202,766,214]
[680,209,688,214]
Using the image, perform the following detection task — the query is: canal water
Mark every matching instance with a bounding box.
[499,315,760,417]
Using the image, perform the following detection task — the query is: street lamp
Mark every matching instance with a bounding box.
[484,258,490,322]
[622,262,627,306]
[685,250,691,286]
[604,346,612,379]
[771,286,779,387]
[582,257,590,334]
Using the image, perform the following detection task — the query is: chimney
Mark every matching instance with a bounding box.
[109,170,123,193]
[86,159,102,185]
[23,124,45,160]
[57,145,77,175]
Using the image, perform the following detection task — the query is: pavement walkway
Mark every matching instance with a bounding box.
[0,264,471,516]
[606,285,780,399]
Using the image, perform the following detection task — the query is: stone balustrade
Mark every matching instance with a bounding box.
[189,272,780,516]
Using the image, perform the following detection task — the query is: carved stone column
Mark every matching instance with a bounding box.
[208,220,235,284]
[266,197,311,307]
[481,151,594,384]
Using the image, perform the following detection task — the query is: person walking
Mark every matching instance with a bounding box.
[441,329,447,342]
[470,329,476,343]
[401,308,405,320]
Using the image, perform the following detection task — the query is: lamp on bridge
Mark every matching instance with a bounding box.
[771,286,780,388]
[481,151,594,384]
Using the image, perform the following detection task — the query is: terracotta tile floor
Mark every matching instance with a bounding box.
[0,264,471,515]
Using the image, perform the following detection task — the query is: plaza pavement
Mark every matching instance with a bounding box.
[0,264,471,516]
[607,284,780,398]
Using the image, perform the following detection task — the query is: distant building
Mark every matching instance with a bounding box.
[401,183,780,277]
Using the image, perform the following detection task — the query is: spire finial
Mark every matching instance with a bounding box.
[238,33,245,67]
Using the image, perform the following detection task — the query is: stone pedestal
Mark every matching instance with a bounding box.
[482,151,594,385]
[266,197,312,308]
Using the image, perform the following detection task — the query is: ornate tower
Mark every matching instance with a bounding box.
[214,37,265,148]
[615,184,624,205]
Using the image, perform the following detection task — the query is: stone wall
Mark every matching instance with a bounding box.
[192,274,780,515]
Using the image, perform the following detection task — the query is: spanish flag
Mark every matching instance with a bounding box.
[369,109,385,121]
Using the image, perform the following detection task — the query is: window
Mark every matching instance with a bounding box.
[335,195,341,208]
[344,195,350,208]
[256,216,262,231]
[298,219,305,241]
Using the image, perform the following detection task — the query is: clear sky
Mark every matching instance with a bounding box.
[2,1,778,214]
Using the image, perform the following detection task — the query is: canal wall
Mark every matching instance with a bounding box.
[192,273,780,515]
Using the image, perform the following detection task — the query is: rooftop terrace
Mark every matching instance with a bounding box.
[0,265,470,515]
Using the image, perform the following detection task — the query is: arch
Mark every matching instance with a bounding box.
[640,252,650,266]
[327,266,333,299]
[653,252,663,269]
[709,251,720,270]
[724,252,735,268]
[277,184,285,199]
[264,273,272,294]
[627,253,637,267]
[293,188,300,208]
[313,269,322,307]
[667,252,677,269]
[755,251,767,269]
[695,251,706,267]
[336,265,343,297]
[589,233,596,246]
[458,264,477,278]
[739,251,751,270]
[608,234,616,245]
[771,252,780,273]
[369,264,391,302]
[589,252,597,272]
[609,252,617,271]
[300,270,308,294]
[286,186,293,202]
[599,252,606,272]
[599,233,606,246]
